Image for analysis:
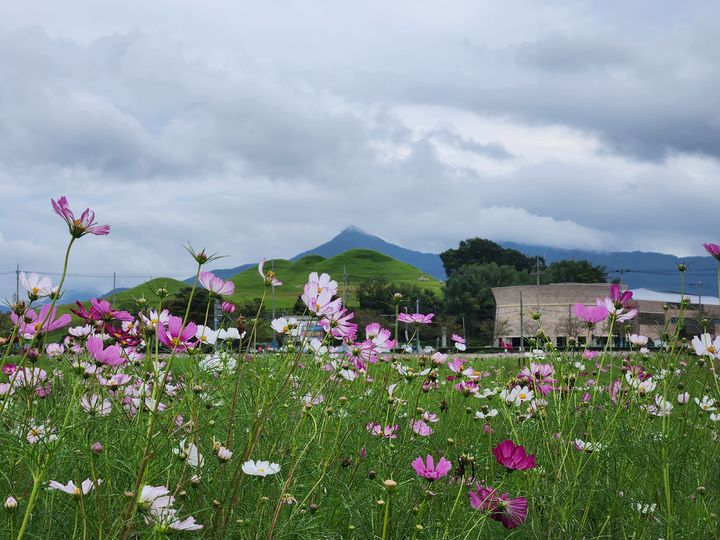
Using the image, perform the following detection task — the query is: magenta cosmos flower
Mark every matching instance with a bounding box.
[492,440,537,471]
[412,454,452,481]
[51,196,110,238]
[397,313,434,325]
[157,316,197,352]
[703,243,720,262]
[198,272,235,298]
[86,336,125,366]
[469,484,528,529]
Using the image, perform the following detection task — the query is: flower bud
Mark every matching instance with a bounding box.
[4,496,17,512]
[383,479,397,491]
[90,441,103,454]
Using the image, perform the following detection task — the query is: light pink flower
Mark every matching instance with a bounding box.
[51,196,110,237]
[199,272,235,297]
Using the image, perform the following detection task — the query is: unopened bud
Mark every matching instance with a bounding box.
[383,479,397,491]
[4,496,17,512]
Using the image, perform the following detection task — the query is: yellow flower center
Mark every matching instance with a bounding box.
[708,346,716,354]
[519,393,527,400]
[257,468,265,474]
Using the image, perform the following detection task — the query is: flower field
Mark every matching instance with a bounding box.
[1,197,719,539]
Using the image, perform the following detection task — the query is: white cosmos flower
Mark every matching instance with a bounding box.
[695,396,717,411]
[217,328,242,341]
[81,394,112,416]
[677,392,690,404]
[19,272,56,299]
[68,325,93,337]
[271,317,298,335]
[48,479,101,498]
[692,333,720,359]
[217,446,233,462]
[475,408,498,419]
[27,423,58,444]
[195,326,218,346]
[629,334,649,347]
[645,395,673,417]
[500,385,534,406]
[242,459,281,477]
[173,440,204,468]
[138,485,174,512]
[574,439,604,453]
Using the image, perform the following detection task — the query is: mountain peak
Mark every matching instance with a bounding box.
[338,225,371,236]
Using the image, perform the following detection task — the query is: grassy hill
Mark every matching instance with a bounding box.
[99,249,443,311]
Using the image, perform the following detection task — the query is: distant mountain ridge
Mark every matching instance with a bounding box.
[501,242,717,297]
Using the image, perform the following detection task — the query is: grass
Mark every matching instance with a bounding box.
[1,307,719,538]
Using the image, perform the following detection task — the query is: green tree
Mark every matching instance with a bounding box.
[543,260,607,284]
[164,287,212,325]
[444,263,532,345]
[440,238,542,277]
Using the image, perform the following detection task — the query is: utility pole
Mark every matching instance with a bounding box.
[416,297,421,353]
[519,291,524,353]
[533,256,543,311]
[15,263,20,303]
[271,260,277,350]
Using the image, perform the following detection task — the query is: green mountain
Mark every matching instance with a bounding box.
[103,249,442,311]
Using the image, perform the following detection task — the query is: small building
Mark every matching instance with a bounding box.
[492,283,720,349]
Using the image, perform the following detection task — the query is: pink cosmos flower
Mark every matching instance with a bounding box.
[572,304,609,326]
[397,313,434,325]
[307,272,338,295]
[703,243,720,262]
[301,283,342,316]
[366,423,399,439]
[321,309,358,340]
[221,301,236,314]
[517,363,556,395]
[198,272,235,297]
[157,316,197,352]
[412,455,452,481]
[597,284,637,322]
[51,196,110,238]
[410,419,433,436]
[11,305,72,339]
[492,440,537,471]
[86,336,125,366]
[468,484,528,529]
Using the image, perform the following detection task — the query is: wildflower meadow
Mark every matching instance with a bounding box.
[1,196,720,539]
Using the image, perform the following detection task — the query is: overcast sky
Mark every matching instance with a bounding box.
[2,1,720,298]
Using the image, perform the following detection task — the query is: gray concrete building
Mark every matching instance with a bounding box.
[492,283,720,349]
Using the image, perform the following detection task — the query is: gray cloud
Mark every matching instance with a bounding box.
[1,2,720,300]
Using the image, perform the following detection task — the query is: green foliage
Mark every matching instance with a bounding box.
[440,238,543,277]
[163,287,212,325]
[544,259,608,284]
[355,278,444,316]
[444,263,532,344]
